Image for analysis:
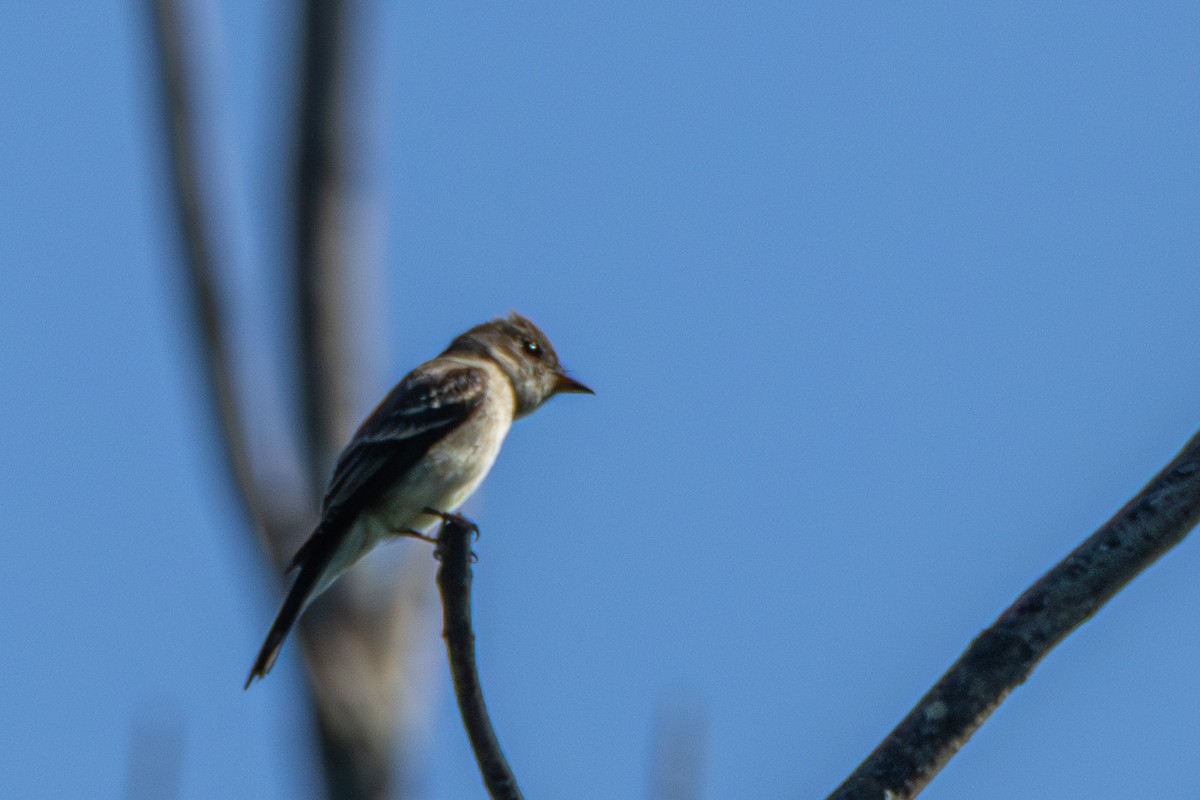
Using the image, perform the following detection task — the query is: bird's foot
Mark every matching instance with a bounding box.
[422,508,481,562]
[422,508,480,541]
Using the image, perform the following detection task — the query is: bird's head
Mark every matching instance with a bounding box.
[445,312,593,417]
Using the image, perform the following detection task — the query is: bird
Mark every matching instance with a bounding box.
[245,312,592,688]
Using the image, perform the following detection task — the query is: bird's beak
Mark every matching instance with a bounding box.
[554,372,594,395]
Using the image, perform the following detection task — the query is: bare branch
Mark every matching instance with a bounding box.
[826,428,1200,800]
[146,0,294,545]
[435,514,525,800]
[294,0,360,483]
[148,2,421,798]
[289,3,429,799]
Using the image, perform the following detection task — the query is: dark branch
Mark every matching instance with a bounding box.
[435,514,525,800]
[294,0,358,485]
[826,428,1200,799]
[289,4,423,799]
[149,4,417,799]
[146,0,290,545]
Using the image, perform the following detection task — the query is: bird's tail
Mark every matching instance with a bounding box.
[244,535,335,690]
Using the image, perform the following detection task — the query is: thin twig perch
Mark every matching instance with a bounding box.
[434,513,525,800]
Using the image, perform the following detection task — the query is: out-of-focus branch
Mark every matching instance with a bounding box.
[124,708,185,800]
[147,0,287,544]
[435,514,525,800]
[294,0,358,483]
[826,429,1200,800]
[289,3,424,799]
[648,699,706,800]
[148,1,424,798]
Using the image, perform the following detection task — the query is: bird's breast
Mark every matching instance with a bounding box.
[373,370,514,537]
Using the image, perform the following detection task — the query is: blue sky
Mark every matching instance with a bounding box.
[3,2,1200,799]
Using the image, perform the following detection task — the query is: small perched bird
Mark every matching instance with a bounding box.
[246,312,591,688]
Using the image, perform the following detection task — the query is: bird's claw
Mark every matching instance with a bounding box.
[422,508,481,561]
[423,507,480,541]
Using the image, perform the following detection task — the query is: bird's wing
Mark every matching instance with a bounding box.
[245,365,489,688]
[290,365,488,570]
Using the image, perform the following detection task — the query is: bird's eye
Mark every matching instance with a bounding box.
[523,339,542,358]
